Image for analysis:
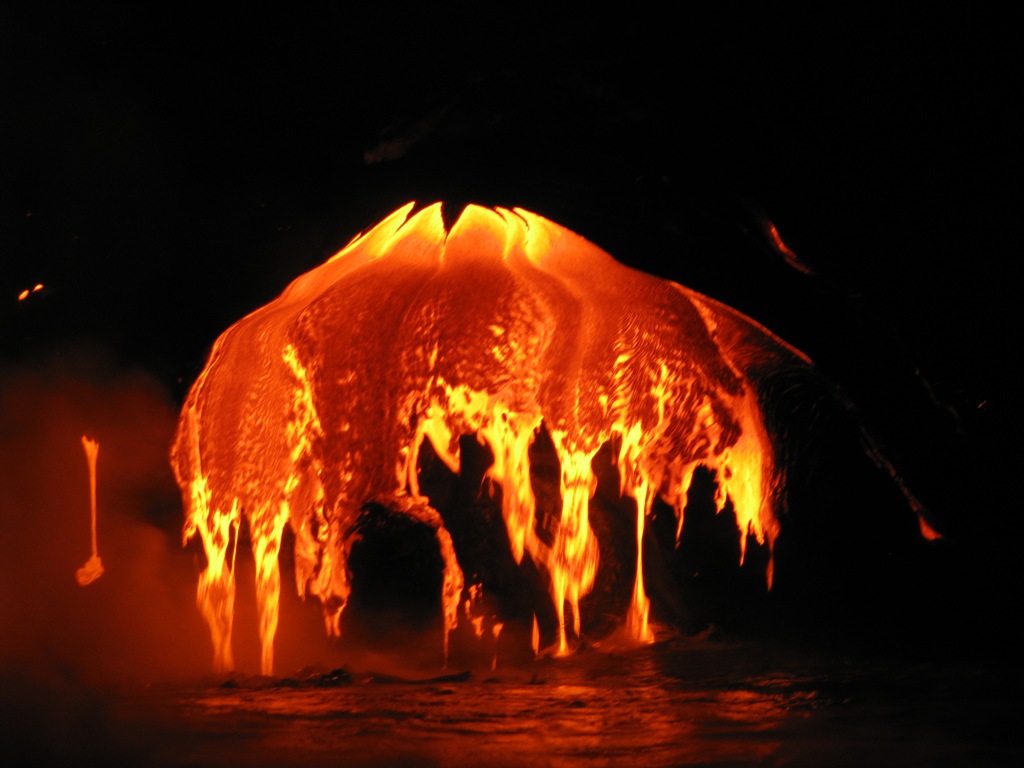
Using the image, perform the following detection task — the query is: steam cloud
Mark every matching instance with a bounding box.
[0,343,207,685]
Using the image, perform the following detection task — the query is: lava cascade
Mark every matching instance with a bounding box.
[171,203,809,674]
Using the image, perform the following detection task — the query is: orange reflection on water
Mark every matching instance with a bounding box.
[159,662,800,767]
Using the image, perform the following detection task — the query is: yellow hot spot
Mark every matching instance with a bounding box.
[547,432,600,656]
[610,362,678,644]
[251,502,290,675]
[614,420,653,642]
[410,376,544,568]
[478,405,543,566]
[326,202,417,263]
[625,479,654,644]
[711,388,778,570]
[666,460,699,546]
[440,526,466,664]
[283,344,324,463]
[185,483,241,673]
[282,342,347,627]
[407,399,460,495]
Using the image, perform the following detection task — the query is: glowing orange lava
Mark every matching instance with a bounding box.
[172,203,810,674]
[16,283,44,302]
[76,435,104,586]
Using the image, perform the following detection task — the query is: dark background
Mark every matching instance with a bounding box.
[2,7,1020,664]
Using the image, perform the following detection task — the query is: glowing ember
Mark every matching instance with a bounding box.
[16,283,44,302]
[172,202,811,674]
[76,435,104,586]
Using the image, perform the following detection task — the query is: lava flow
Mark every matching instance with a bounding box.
[171,202,812,675]
[76,435,104,586]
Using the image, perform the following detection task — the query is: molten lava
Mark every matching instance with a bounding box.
[76,435,104,586]
[17,283,44,302]
[172,203,810,675]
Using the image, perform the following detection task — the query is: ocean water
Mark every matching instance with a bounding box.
[10,632,1012,768]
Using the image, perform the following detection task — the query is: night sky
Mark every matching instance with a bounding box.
[2,7,1020,662]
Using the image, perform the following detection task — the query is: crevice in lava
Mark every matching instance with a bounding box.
[526,425,560,552]
[668,468,772,634]
[340,502,445,654]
